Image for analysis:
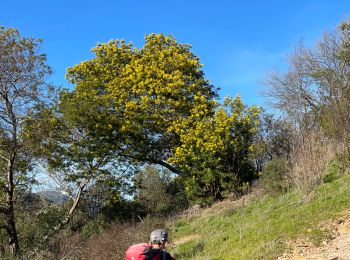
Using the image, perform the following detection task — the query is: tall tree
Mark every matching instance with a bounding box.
[25,95,132,241]
[65,34,218,173]
[265,22,350,138]
[253,113,294,173]
[169,96,261,203]
[0,26,52,255]
[26,33,217,238]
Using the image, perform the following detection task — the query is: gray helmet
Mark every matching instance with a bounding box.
[150,229,168,243]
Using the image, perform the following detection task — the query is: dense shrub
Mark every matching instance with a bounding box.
[134,166,188,216]
[323,150,350,183]
[259,158,289,195]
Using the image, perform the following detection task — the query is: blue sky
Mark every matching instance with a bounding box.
[2,1,350,106]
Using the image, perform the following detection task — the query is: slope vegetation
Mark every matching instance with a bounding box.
[169,169,350,259]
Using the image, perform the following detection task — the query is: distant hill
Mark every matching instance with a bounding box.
[36,190,69,204]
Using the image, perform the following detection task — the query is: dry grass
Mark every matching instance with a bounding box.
[288,131,347,192]
[31,218,167,259]
[81,218,165,260]
[54,232,85,260]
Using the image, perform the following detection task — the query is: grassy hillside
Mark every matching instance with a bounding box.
[169,167,350,259]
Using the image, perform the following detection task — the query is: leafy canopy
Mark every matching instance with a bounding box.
[169,96,261,203]
[0,25,52,255]
[64,33,218,168]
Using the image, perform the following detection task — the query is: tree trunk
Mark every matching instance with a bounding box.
[6,157,19,255]
[43,181,87,243]
[6,209,19,255]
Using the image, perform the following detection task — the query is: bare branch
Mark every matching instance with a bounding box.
[42,179,89,243]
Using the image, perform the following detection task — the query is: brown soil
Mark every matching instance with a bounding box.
[278,211,350,260]
[172,234,201,247]
[179,193,256,219]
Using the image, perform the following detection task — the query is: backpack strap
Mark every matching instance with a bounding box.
[150,248,167,260]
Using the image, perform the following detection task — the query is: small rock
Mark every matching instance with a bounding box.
[331,230,340,239]
[336,218,345,224]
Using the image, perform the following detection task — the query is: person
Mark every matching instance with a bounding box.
[149,229,175,260]
[125,228,175,260]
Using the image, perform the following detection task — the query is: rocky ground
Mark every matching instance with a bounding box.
[278,210,350,260]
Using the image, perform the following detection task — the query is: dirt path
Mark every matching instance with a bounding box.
[278,212,350,260]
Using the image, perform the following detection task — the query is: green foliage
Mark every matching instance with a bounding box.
[335,146,350,169]
[29,102,128,184]
[339,22,350,63]
[0,25,52,255]
[322,153,350,183]
[100,199,148,222]
[170,96,261,204]
[34,206,66,246]
[322,161,341,183]
[134,166,188,216]
[81,219,104,238]
[65,33,218,170]
[26,86,135,229]
[0,25,52,190]
[11,194,62,253]
[260,158,290,195]
[28,33,220,226]
[253,113,294,172]
[79,174,131,218]
[135,166,171,213]
[320,94,350,139]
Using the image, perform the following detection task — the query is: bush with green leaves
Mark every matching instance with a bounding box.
[323,151,350,183]
[170,97,261,204]
[134,166,188,216]
[259,158,289,195]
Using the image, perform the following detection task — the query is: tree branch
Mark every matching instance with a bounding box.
[42,179,89,243]
[149,159,182,174]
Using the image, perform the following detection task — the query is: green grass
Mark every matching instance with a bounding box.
[169,173,350,259]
